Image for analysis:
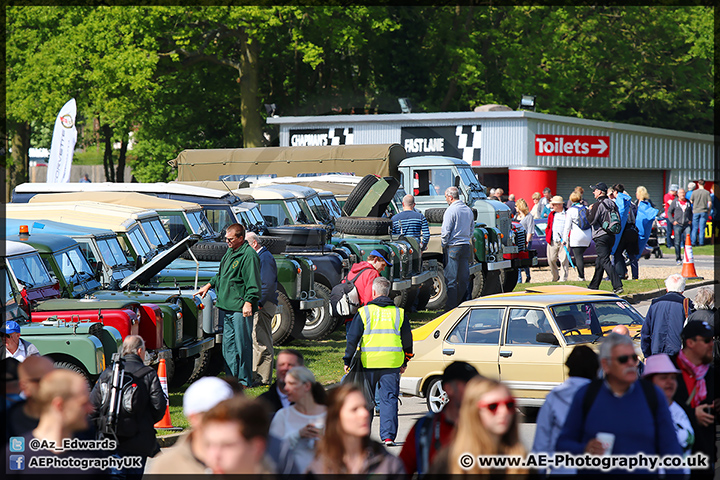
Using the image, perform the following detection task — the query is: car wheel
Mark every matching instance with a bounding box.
[299,284,334,341]
[425,377,449,413]
[425,264,447,311]
[424,208,446,224]
[342,175,379,216]
[258,235,288,255]
[53,361,91,386]
[179,241,227,261]
[500,267,519,293]
[272,292,295,345]
[481,270,502,296]
[335,216,392,236]
[471,270,485,299]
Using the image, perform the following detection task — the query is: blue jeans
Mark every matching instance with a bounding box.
[444,244,472,310]
[673,224,691,261]
[665,221,674,248]
[221,309,253,386]
[691,212,708,246]
[365,368,400,441]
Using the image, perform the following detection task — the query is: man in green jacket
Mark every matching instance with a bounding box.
[197,224,261,386]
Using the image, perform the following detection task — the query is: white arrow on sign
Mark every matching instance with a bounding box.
[590,139,608,155]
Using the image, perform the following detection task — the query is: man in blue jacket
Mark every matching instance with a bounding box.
[641,273,693,358]
[246,232,278,386]
[556,333,682,475]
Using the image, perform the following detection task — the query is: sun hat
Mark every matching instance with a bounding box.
[183,376,235,417]
[641,354,680,378]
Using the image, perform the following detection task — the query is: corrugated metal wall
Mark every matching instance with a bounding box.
[556,168,664,209]
[273,112,714,191]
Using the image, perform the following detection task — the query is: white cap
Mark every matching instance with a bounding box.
[183,376,235,417]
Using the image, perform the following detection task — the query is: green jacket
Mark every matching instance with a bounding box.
[210,241,261,313]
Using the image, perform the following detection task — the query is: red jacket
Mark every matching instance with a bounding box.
[545,210,556,244]
[345,261,380,307]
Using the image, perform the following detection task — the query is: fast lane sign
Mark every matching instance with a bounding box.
[535,135,610,157]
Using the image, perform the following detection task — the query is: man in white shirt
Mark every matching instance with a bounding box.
[545,196,569,282]
[3,320,40,362]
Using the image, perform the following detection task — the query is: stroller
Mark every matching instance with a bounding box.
[647,217,665,258]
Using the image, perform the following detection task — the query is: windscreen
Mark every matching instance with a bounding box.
[127,226,152,257]
[7,254,55,288]
[97,237,131,267]
[188,211,215,237]
[306,194,331,223]
[551,300,643,344]
[141,218,172,248]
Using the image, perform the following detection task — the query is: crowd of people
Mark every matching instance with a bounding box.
[487,178,715,287]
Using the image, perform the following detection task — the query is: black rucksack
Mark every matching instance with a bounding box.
[96,354,154,439]
[601,199,622,234]
[330,266,373,319]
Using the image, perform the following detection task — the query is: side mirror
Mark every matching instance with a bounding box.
[454,175,461,187]
[94,262,103,281]
[536,332,560,345]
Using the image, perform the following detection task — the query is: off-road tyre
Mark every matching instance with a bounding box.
[179,241,227,261]
[258,235,287,254]
[272,292,295,345]
[500,267,519,293]
[54,361,91,386]
[425,208,446,224]
[425,264,448,311]
[266,226,326,247]
[471,270,485,299]
[342,175,379,216]
[298,284,334,341]
[482,270,502,296]
[335,216,392,236]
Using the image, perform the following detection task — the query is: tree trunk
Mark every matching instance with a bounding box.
[102,124,115,182]
[7,121,30,202]
[239,31,263,148]
[116,132,128,183]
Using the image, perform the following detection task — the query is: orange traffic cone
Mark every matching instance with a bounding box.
[154,359,182,431]
[680,233,703,280]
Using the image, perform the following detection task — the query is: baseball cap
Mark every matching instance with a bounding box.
[641,354,680,378]
[370,249,393,267]
[550,195,564,204]
[442,361,480,384]
[681,320,713,341]
[589,182,609,192]
[2,321,21,335]
[183,376,235,416]
[669,184,679,192]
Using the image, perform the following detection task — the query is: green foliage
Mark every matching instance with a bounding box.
[6,6,714,184]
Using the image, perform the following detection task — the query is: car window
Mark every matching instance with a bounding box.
[506,308,553,345]
[8,254,55,288]
[205,208,235,234]
[447,308,504,345]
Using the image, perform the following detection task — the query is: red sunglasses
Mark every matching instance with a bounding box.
[477,398,516,414]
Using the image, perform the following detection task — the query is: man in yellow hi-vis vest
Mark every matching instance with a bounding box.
[343,276,413,446]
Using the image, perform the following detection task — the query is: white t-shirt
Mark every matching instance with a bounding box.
[269,405,327,473]
[550,211,566,243]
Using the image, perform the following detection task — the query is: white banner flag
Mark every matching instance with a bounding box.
[46,98,77,183]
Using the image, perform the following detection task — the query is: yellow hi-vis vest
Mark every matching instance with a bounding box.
[358,304,404,369]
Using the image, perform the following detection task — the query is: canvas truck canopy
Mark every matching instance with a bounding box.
[29,191,204,213]
[171,144,407,181]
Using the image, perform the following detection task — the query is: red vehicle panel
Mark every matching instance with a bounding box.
[31,309,139,339]
[139,304,163,351]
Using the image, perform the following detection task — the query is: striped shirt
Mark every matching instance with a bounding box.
[391,210,430,250]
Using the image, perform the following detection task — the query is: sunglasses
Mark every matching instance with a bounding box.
[225,237,238,242]
[694,336,712,344]
[614,353,639,364]
[477,398,516,414]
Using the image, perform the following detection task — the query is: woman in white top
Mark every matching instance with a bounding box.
[269,366,327,473]
[529,191,542,219]
[561,191,592,281]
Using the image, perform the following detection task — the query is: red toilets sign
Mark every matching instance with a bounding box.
[535,135,610,157]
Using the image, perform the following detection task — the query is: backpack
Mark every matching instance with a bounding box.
[581,378,659,452]
[96,354,153,439]
[573,204,591,230]
[601,199,622,234]
[330,266,373,319]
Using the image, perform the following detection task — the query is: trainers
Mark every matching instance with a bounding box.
[383,439,396,446]
[613,287,624,295]
[676,260,682,265]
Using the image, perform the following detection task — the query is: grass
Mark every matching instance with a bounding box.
[73,150,105,165]
[512,278,705,295]
[659,244,715,257]
[158,271,712,437]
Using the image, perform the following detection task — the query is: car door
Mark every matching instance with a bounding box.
[498,307,566,405]
[441,307,504,380]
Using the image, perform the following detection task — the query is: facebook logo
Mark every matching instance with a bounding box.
[9,455,25,470]
[9,437,25,452]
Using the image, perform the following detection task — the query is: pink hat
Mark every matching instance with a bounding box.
[641,354,680,378]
